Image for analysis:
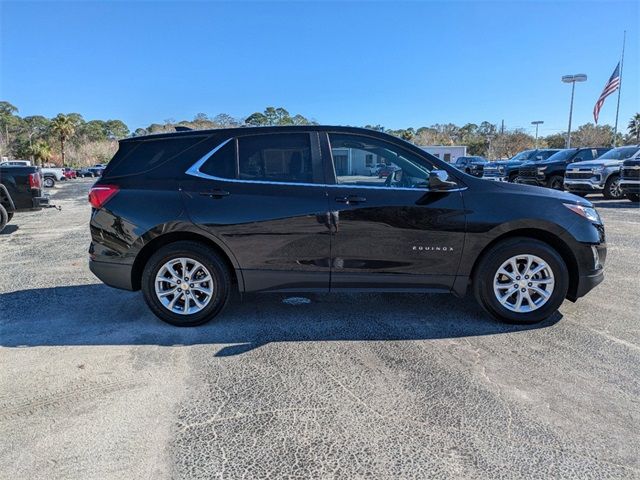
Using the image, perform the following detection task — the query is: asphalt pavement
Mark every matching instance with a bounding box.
[0,179,638,479]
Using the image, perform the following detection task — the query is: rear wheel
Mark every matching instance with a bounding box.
[0,204,7,233]
[547,175,564,190]
[603,175,623,199]
[43,176,55,188]
[473,237,568,324]
[141,241,231,326]
[626,193,640,203]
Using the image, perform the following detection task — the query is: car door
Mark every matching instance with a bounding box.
[181,131,331,292]
[321,131,466,291]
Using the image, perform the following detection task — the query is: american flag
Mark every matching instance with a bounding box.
[593,63,620,124]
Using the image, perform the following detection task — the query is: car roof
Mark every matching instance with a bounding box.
[121,125,408,143]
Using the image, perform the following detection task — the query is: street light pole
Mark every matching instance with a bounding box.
[562,74,587,148]
[531,120,544,148]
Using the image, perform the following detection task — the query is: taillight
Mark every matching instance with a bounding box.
[88,185,119,209]
[29,173,41,189]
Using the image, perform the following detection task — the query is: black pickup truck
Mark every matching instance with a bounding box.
[0,165,51,232]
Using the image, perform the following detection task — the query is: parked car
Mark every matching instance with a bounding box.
[0,160,32,167]
[40,166,66,188]
[369,163,386,176]
[76,168,95,177]
[89,126,606,327]
[0,165,51,233]
[453,156,487,177]
[619,151,640,202]
[88,166,105,177]
[64,167,77,179]
[377,164,400,178]
[564,145,640,199]
[518,148,611,190]
[483,149,560,182]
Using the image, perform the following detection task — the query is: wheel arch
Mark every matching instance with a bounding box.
[467,228,579,300]
[130,231,243,292]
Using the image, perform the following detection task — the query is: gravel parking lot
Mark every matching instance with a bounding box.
[1,179,638,479]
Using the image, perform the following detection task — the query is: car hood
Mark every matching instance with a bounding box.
[487,178,591,205]
[567,159,623,168]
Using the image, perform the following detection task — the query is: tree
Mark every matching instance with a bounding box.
[628,113,640,143]
[571,123,615,147]
[29,140,52,166]
[544,133,566,149]
[50,114,77,166]
[104,120,129,139]
[213,113,241,128]
[244,112,268,126]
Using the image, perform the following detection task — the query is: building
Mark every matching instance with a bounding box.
[419,146,467,164]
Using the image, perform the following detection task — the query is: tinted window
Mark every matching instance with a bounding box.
[572,149,595,162]
[238,133,313,183]
[200,139,236,178]
[104,136,211,178]
[545,149,577,162]
[329,133,432,189]
[598,146,639,160]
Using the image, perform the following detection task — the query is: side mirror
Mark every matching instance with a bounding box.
[428,170,458,190]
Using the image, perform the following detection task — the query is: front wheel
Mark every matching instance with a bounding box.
[141,241,231,326]
[547,175,564,190]
[43,176,55,188]
[603,175,624,199]
[0,204,7,233]
[473,238,569,324]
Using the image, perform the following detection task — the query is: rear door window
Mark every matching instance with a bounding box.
[237,133,317,184]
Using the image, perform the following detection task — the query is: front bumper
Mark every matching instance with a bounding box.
[620,179,640,194]
[518,176,544,186]
[568,242,606,301]
[564,178,604,192]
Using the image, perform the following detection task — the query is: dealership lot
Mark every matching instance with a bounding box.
[0,179,638,479]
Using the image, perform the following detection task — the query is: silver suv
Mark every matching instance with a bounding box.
[564,145,640,199]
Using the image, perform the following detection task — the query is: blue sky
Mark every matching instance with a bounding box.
[1,1,638,136]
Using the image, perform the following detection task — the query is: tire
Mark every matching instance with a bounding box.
[547,175,564,190]
[141,241,231,326]
[603,174,623,200]
[626,193,640,203]
[43,176,55,188]
[472,237,569,324]
[0,204,7,233]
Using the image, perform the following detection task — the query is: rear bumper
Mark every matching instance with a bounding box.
[89,259,134,290]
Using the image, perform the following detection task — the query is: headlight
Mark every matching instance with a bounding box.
[537,166,547,173]
[564,203,601,223]
[591,166,604,174]
[498,167,505,174]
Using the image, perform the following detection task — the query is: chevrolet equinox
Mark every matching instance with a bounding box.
[88,126,606,326]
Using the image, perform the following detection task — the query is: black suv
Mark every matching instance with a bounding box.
[518,148,611,190]
[453,156,487,177]
[620,152,640,202]
[89,126,606,327]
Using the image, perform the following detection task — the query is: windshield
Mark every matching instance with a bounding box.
[544,149,577,162]
[510,150,536,161]
[597,146,639,160]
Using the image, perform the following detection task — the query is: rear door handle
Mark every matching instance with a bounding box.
[199,189,230,198]
[335,195,367,204]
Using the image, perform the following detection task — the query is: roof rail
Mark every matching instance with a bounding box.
[174,126,192,132]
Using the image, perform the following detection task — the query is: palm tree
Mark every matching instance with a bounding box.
[29,140,52,166]
[50,114,76,166]
[628,113,640,143]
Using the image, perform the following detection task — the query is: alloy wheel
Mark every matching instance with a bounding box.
[154,257,213,315]
[493,254,555,313]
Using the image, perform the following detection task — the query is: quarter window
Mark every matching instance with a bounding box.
[199,139,236,178]
[328,133,432,189]
[238,133,313,183]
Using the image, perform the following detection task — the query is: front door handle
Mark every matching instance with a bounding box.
[335,195,367,204]
[199,189,230,198]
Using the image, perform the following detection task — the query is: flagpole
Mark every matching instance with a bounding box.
[613,30,626,146]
